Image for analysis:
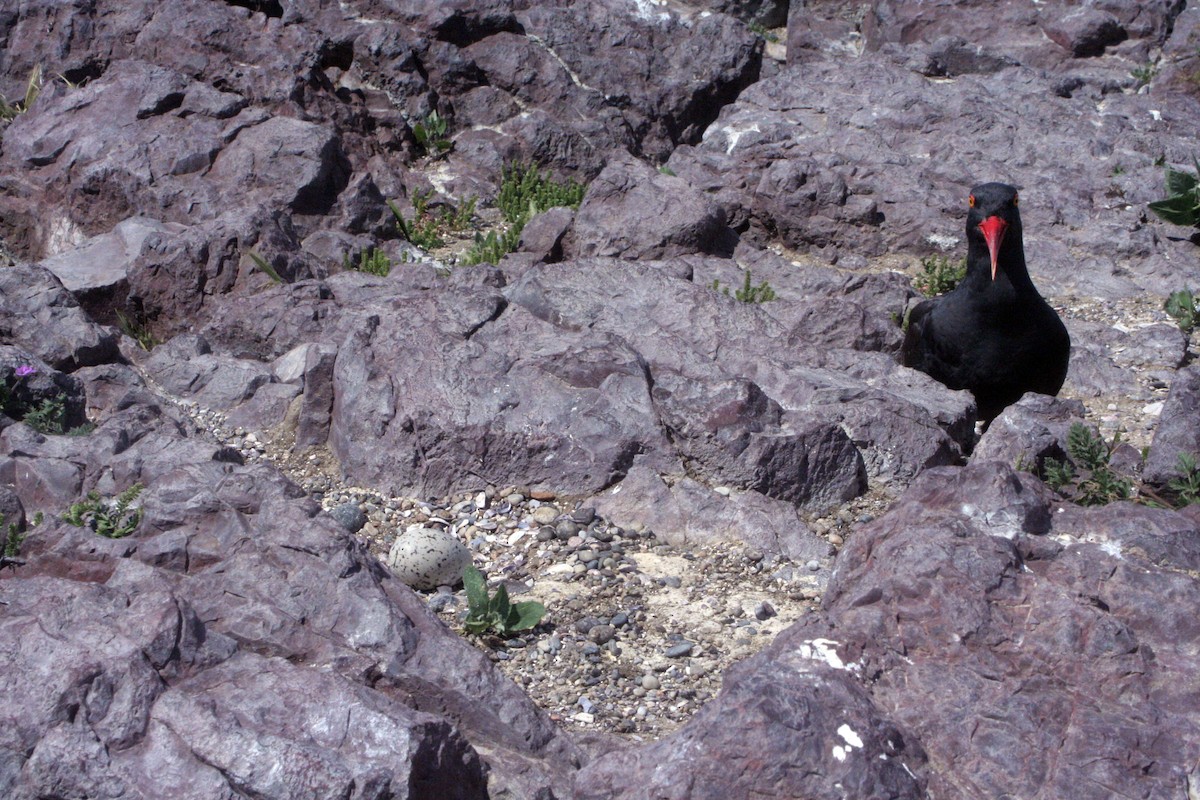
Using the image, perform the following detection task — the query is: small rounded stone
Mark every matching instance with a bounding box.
[327,502,367,533]
[589,624,617,645]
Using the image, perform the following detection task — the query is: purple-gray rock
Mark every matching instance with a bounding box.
[585,461,1200,798]
[1043,7,1128,57]
[592,461,834,562]
[0,401,580,798]
[566,153,734,260]
[812,461,1200,798]
[973,392,1087,473]
[3,0,1200,795]
[1144,365,1200,487]
[0,266,119,371]
[577,640,928,798]
[666,51,1200,298]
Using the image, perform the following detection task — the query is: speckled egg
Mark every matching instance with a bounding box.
[387,526,471,590]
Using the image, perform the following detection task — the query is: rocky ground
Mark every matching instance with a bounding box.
[165,378,898,741]
[3,0,1200,798]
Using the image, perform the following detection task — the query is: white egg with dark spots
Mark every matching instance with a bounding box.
[387,526,471,590]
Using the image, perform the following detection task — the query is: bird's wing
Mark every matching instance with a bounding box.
[901,298,936,371]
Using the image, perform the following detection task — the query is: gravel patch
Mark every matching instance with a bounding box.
[135,286,1189,741]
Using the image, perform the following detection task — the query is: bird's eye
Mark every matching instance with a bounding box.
[968,195,976,208]
[1012,193,1019,207]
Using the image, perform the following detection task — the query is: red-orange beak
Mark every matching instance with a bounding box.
[978,216,1008,281]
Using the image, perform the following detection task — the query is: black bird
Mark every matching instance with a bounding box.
[902,182,1070,424]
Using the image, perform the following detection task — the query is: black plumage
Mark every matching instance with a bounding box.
[902,183,1070,424]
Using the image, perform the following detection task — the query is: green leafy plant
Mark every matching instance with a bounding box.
[0,65,43,121]
[1164,288,1196,334]
[389,195,445,250]
[1167,453,1200,506]
[412,110,452,157]
[462,564,545,637]
[248,251,284,284]
[344,247,393,276]
[748,22,780,43]
[2,365,91,435]
[22,396,66,435]
[462,227,523,267]
[115,310,161,351]
[2,519,24,560]
[711,269,777,303]
[1147,157,1200,228]
[497,163,585,226]
[1130,65,1156,88]
[1042,423,1132,506]
[914,254,967,297]
[658,165,677,176]
[64,484,145,539]
[461,163,586,266]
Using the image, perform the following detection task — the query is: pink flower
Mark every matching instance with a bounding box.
[14,365,37,378]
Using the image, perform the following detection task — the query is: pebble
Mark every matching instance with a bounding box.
[532,506,559,525]
[664,641,694,658]
[589,625,616,645]
[571,507,597,525]
[640,675,661,690]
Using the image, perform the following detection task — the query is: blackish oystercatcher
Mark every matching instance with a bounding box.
[902,183,1070,424]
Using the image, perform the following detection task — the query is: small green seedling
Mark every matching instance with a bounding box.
[711,269,777,303]
[2,518,24,562]
[497,162,585,226]
[1167,453,1200,506]
[462,564,545,637]
[914,255,967,297]
[1164,288,1196,334]
[413,110,452,157]
[1130,64,1156,88]
[1148,156,1200,229]
[248,251,285,284]
[116,310,161,351]
[344,247,393,276]
[459,163,585,266]
[64,483,144,539]
[462,227,522,266]
[22,396,66,435]
[0,65,43,121]
[1043,424,1132,506]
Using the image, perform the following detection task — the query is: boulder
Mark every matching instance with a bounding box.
[974,392,1088,473]
[1043,7,1128,57]
[0,265,120,371]
[566,153,734,260]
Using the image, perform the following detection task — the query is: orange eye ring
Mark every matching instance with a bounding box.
[1013,193,1019,207]
[968,194,976,208]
